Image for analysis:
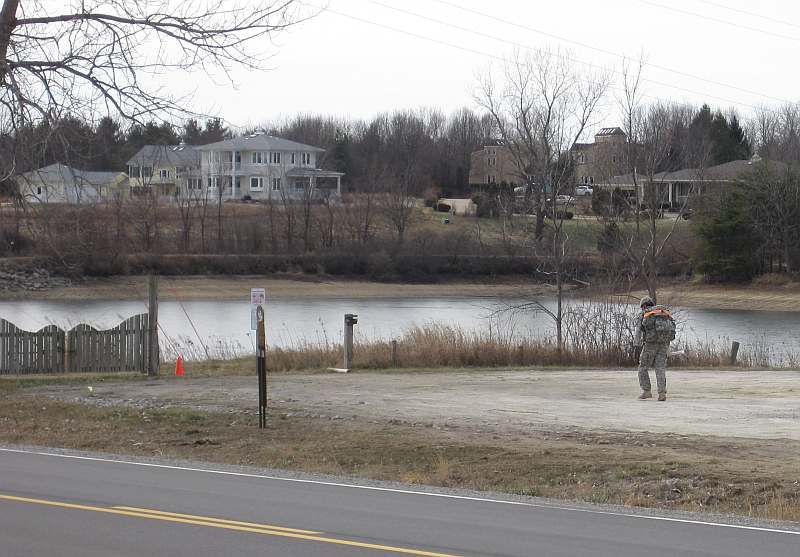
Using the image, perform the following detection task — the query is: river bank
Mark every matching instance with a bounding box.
[0,274,548,302]
[2,273,799,312]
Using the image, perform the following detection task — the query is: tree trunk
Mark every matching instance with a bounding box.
[0,0,19,82]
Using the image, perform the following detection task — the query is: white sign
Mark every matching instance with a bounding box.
[250,288,266,305]
[250,307,257,331]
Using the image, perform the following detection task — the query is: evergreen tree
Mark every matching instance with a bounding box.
[93,117,125,170]
[332,128,354,177]
[200,118,228,144]
[183,119,203,145]
[694,185,759,281]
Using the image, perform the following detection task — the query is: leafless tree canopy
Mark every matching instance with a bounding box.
[0,0,309,130]
[475,48,609,240]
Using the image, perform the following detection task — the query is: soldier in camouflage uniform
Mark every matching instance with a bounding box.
[635,296,674,402]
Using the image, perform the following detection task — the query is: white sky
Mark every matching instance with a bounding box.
[186,0,799,134]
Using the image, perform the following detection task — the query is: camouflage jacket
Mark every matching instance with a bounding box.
[634,304,673,345]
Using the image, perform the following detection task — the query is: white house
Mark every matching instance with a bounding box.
[195,132,343,201]
[16,163,128,204]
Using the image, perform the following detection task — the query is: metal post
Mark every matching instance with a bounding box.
[344,313,358,371]
[730,341,740,366]
[256,305,267,428]
[147,275,159,377]
[391,339,397,368]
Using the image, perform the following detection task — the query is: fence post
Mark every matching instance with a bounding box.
[148,275,160,376]
[391,339,397,368]
[729,341,740,366]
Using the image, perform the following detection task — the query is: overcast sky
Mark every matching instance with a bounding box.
[189,0,798,134]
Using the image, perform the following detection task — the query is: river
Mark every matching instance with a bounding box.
[0,297,798,361]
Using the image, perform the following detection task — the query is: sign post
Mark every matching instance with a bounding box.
[256,305,267,428]
[251,288,267,429]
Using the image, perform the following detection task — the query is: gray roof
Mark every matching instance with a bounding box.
[19,163,124,186]
[127,144,200,166]
[602,157,789,186]
[195,134,325,153]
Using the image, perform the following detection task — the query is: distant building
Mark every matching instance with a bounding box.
[468,141,522,188]
[571,127,628,186]
[16,163,128,204]
[598,155,787,209]
[196,132,343,201]
[126,143,201,199]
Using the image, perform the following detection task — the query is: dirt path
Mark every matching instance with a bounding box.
[35,368,800,440]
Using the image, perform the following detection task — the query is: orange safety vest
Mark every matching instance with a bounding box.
[643,307,672,320]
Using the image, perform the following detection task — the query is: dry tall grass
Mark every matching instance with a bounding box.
[166,319,796,373]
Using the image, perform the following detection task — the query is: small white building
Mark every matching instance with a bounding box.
[195,132,343,201]
[16,163,128,204]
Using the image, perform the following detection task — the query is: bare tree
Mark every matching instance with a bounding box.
[477,48,609,350]
[616,58,708,302]
[381,173,417,249]
[0,0,313,179]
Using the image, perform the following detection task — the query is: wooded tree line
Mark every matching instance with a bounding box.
[0,108,496,196]
[3,100,794,199]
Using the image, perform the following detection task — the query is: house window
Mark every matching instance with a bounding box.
[487,148,496,156]
[36,186,42,195]
[291,153,296,164]
[207,177,217,189]
[128,165,141,178]
[487,175,496,184]
[271,177,281,191]
[234,151,241,164]
[159,169,170,179]
[142,167,152,178]
[488,157,496,167]
[250,177,264,191]
[187,178,202,190]
[589,176,594,184]
[270,152,281,164]
[301,153,311,165]
[251,151,264,164]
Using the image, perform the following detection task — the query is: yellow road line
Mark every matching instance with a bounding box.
[112,506,319,534]
[0,493,466,557]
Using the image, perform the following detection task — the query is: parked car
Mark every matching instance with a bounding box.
[575,185,593,196]
[547,195,575,205]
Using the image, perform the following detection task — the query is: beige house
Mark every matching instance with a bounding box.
[16,163,128,204]
[571,127,628,186]
[468,142,522,187]
[126,143,201,198]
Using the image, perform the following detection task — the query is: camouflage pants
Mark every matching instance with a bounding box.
[638,341,669,394]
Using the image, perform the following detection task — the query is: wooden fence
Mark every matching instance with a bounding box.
[0,314,151,375]
[0,321,65,374]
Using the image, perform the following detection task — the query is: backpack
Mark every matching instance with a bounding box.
[642,306,676,343]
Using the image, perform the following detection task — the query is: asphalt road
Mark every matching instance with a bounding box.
[1,447,798,557]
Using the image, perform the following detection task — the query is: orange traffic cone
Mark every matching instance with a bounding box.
[175,355,185,377]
